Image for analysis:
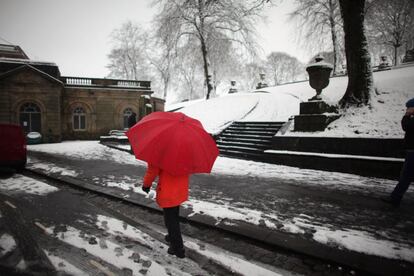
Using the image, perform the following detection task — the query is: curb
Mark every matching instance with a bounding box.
[25,167,414,276]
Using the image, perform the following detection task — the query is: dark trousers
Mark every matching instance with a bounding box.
[391,151,414,201]
[163,206,184,250]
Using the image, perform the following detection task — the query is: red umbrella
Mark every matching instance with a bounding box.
[126,112,219,176]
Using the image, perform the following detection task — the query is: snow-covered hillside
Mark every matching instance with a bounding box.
[168,65,414,138]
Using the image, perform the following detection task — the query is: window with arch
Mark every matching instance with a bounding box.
[123,108,135,129]
[19,102,41,133]
[73,106,86,130]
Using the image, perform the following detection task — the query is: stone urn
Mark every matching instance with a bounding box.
[228,80,238,93]
[378,55,391,71]
[256,73,268,89]
[306,55,333,101]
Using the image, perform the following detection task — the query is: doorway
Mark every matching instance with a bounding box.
[19,102,41,133]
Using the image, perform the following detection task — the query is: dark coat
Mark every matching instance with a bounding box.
[128,113,137,128]
[402,115,414,150]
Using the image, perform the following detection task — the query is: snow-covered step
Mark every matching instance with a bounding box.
[226,126,279,133]
[217,142,270,150]
[264,150,404,162]
[233,121,285,126]
[217,141,270,149]
[261,150,403,180]
[217,144,265,153]
[231,125,283,130]
[215,121,285,161]
[220,133,274,139]
[218,149,264,159]
[217,137,272,144]
[223,129,278,135]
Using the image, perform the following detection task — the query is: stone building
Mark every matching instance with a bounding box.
[0,44,164,142]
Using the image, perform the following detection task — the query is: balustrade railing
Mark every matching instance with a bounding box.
[64,77,92,85]
[117,80,141,87]
[61,76,150,89]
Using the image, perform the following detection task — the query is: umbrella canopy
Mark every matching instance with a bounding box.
[126,112,219,176]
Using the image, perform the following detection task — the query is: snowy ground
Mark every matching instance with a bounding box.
[168,65,414,137]
[28,141,397,195]
[0,174,289,276]
[27,141,414,264]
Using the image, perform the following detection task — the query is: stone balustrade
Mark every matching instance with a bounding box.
[61,76,151,89]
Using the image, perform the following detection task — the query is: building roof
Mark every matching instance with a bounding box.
[0,64,63,85]
[0,44,29,59]
[0,58,61,79]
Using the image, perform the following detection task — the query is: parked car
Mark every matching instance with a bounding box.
[0,123,27,171]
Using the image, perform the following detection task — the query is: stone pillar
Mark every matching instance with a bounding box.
[139,95,152,118]
[294,101,340,131]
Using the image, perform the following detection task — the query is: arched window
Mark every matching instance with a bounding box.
[123,108,134,129]
[73,107,86,130]
[19,102,41,133]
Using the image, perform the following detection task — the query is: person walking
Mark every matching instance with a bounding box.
[383,98,414,207]
[141,163,189,258]
[126,112,219,258]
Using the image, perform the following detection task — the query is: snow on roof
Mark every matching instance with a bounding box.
[0,57,57,67]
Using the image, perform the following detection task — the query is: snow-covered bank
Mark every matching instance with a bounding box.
[170,65,414,138]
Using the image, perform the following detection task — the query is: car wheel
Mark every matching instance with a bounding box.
[15,160,26,172]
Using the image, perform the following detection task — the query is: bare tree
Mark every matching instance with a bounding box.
[143,24,177,100]
[175,38,205,101]
[208,33,246,94]
[290,0,343,74]
[338,0,374,107]
[153,0,270,99]
[107,21,150,80]
[266,52,304,85]
[366,0,414,66]
[241,62,267,91]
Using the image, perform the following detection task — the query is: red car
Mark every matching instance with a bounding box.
[0,123,27,171]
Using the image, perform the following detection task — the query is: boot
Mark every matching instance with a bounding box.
[167,246,185,258]
[381,196,400,207]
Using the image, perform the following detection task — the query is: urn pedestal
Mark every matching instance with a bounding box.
[294,101,340,131]
[294,55,340,132]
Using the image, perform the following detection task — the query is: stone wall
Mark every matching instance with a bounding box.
[151,97,165,112]
[0,67,63,142]
[62,87,147,140]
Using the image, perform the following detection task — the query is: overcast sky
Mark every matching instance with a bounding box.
[0,0,317,78]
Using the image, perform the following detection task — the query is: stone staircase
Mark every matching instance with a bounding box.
[216,121,285,159]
